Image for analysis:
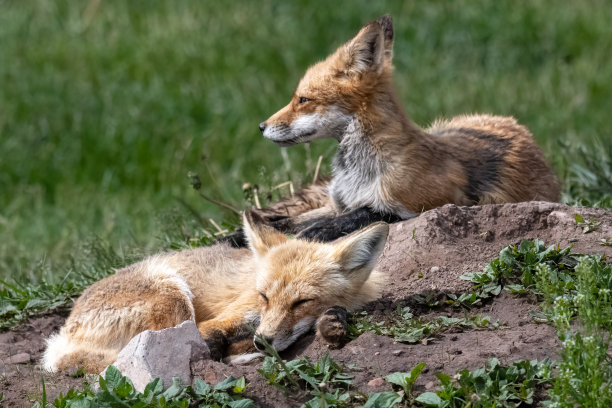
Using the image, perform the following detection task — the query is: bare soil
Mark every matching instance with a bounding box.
[2,202,611,407]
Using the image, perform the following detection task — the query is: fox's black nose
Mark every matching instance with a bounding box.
[254,335,273,351]
[259,122,267,132]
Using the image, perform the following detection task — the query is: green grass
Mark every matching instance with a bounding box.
[1,2,612,289]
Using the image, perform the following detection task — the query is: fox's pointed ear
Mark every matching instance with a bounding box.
[243,211,288,257]
[332,222,389,274]
[377,15,394,61]
[342,20,385,75]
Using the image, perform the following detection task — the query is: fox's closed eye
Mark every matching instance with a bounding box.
[260,293,269,304]
[291,298,314,309]
[298,96,311,104]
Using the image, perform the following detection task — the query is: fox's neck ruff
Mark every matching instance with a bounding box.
[329,87,423,218]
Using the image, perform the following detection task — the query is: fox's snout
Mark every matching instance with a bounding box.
[259,122,267,132]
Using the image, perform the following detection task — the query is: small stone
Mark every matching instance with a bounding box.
[374,351,380,356]
[7,352,31,364]
[425,381,435,390]
[368,377,385,387]
[392,350,403,356]
[421,338,428,345]
[204,370,218,384]
[101,320,210,392]
[430,266,440,273]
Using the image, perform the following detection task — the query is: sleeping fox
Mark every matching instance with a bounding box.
[250,15,560,242]
[43,213,388,373]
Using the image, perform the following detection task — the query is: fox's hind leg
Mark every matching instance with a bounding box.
[43,262,196,373]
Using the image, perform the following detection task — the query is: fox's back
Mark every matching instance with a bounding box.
[427,114,561,203]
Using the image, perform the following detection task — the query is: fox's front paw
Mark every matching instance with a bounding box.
[316,306,348,348]
[202,329,229,361]
[269,217,294,233]
[296,221,344,242]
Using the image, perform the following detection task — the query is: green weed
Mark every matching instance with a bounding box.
[460,239,578,305]
[574,214,602,233]
[417,359,553,408]
[543,257,612,407]
[362,359,552,408]
[462,240,612,406]
[256,336,354,407]
[47,365,254,408]
[348,306,498,344]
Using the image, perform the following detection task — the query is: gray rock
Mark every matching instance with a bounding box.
[7,352,31,364]
[101,320,210,392]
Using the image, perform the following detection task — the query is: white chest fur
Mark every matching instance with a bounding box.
[329,119,410,217]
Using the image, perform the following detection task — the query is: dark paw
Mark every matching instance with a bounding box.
[316,306,348,348]
[269,217,294,233]
[203,330,229,361]
[297,221,344,242]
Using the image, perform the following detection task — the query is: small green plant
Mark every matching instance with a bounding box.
[544,256,612,407]
[460,239,578,303]
[256,336,354,407]
[574,214,602,233]
[385,363,427,404]
[413,292,440,307]
[362,363,427,407]
[600,237,612,247]
[416,359,552,408]
[50,365,254,407]
[348,306,497,344]
[462,240,612,406]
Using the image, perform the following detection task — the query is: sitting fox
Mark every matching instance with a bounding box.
[43,214,388,373]
[253,16,560,242]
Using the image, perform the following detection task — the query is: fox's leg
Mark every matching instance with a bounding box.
[197,307,260,360]
[296,206,404,241]
[44,270,195,373]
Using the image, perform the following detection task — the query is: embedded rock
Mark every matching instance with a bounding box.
[101,320,210,392]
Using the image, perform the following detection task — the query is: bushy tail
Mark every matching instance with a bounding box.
[42,330,118,374]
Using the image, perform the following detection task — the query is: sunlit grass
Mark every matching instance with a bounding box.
[1,0,611,283]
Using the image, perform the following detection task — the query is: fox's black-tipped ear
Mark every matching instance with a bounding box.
[243,211,288,257]
[332,222,389,274]
[377,15,394,60]
[343,20,385,75]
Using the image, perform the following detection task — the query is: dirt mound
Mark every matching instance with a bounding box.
[378,201,612,302]
[1,202,611,406]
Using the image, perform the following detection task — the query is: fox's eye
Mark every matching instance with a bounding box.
[298,96,311,105]
[260,293,269,304]
[291,298,314,309]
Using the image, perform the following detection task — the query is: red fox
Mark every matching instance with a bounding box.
[43,213,388,373]
[256,16,560,242]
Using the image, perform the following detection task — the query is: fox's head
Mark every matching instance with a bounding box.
[242,213,388,352]
[260,16,395,146]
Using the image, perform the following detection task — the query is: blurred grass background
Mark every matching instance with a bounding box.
[1,0,611,284]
